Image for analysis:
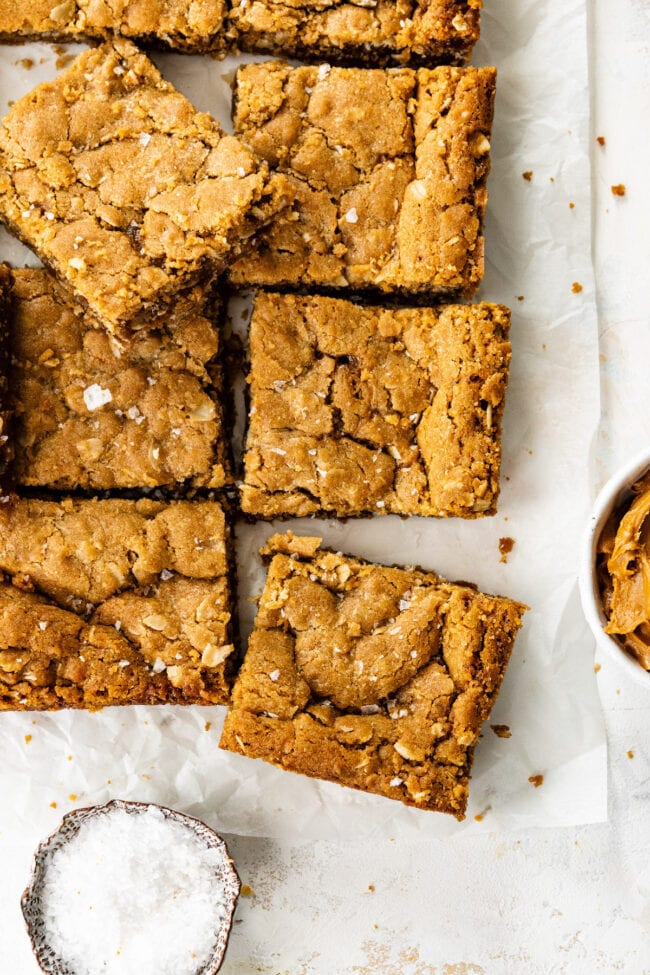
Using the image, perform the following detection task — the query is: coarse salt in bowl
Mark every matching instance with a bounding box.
[579,447,650,688]
[21,800,241,975]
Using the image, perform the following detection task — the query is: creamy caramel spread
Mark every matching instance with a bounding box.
[597,469,650,670]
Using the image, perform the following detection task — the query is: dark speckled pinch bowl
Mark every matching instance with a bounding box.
[21,799,241,975]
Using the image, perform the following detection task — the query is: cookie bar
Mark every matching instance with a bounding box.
[9,268,231,491]
[220,533,526,819]
[0,40,290,336]
[241,293,511,519]
[229,0,481,67]
[0,0,227,52]
[0,498,236,710]
[229,62,495,298]
[0,263,11,491]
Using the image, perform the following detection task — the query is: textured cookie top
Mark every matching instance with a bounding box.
[0,40,289,333]
[229,62,495,297]
[0,498,235,710]
[0,0,228,50]
[10,268,230,491]
[230,0,481,66]
[0,263,11,490]
[221,533,526,818]
[242,293,511,518]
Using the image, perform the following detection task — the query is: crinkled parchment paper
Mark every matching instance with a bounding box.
[0,0,605,864]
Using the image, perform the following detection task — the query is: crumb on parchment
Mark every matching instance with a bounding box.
[611,184,626,197]
[491,724,512,739]
[522,171,533,181]
[528,774,544,788]
[572,282,583,293]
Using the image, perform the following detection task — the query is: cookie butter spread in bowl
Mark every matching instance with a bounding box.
[580,449,650,685]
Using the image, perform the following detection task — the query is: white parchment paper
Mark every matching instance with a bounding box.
[0,0,605,857]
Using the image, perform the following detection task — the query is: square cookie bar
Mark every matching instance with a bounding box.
[229,62,495,298]
[9,268,231,491]
[229,0,481,67]
[0,263,11,490]
[0,498,236,710]
[241,293,511,518]
[0,40,289,336]
[220,534,526,819]
[0,0,227,52]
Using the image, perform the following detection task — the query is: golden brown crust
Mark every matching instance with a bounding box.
[9,268,231,491]
[0,40,290,336]
[229,62,495,299]
[0,0,228,53]
[241,293,511,518]
[220,534,526,819]
[229,0,481,66]
[0,1,480,63]
[0,498,236,710]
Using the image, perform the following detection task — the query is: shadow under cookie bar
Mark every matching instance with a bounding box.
[241,293,511,518]
[8,267,232,492]
[0,0,228,53]
[229,0,481,67]
[220,533,526,819]
[0,40,290,337]
[229,62,495,299]
[0,497,236,711]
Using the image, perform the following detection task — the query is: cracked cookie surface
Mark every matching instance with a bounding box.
[0,0,228,51]
[0,40,289,335]
[0,497,236,710]
[220,533,526,819]
[9,267,231,491]
[229,0,481,66]
[229,62,495,298]
[241,292,511,518]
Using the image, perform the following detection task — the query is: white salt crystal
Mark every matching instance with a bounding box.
[83,384,112,411]
[138,132,151,147]
[269,669,280,682]
[152,657,166,674]
[40,806,232,975]
[344,207,358,224]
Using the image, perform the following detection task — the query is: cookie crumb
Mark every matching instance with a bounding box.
[528,774,544,788]
[491,724,512,739]
[50,801,57,809]
[569,202,575,209]
[572,282,583,293]
[522,171,533,181]
[516,295,525,302]
[68,793,78,801]
[240,884,255,897]
[474,813,484,822]
[611,184,626,196]
[368,884,375,892]
[627,750,634,760]
[597,136,606,146]
[594,662,601,673]
[16,58,34,70]
[24,733,32,744]
[499,537,515,563]
[205,721,212,732]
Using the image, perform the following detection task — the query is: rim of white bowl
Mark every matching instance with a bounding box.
[578,446,650,688]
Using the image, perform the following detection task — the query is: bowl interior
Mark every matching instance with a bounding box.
[580,450,650,687]
[21,800,240,975]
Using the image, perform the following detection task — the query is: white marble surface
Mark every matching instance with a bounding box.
[2,0,650,971]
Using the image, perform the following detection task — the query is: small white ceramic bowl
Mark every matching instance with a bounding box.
[579,447,650,687]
